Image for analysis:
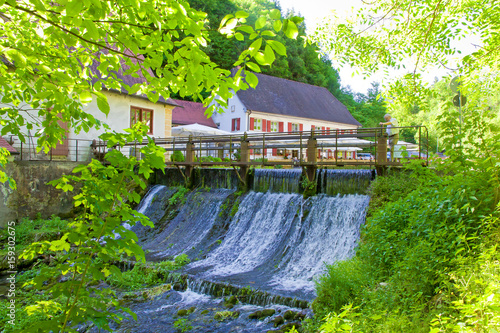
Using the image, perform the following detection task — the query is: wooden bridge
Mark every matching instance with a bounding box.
[93,126,429,188]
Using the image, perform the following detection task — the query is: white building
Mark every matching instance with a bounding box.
[2,55,178,161]
[212,70,362,160]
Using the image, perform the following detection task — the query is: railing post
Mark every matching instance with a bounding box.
[75,139,78,162]
[299,131,303,164]
[185,136,195,180]
[262,133,265,166]
[20,140,23,161]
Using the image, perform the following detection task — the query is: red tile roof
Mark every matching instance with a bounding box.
[0,137,18,154]
[171,99,217,128]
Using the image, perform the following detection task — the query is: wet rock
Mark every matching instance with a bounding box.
[177,309,189,316]
[214,310,239,322]
[294,311,306,321]
[280,322,302,332]
[224,295,238,308]
[267,331,283,333]
[200,310,209,315]
[248,310,262,319]
[283,310,296,320]
[273,315,285,327]
[188,306,196,314]
[261,308,276,318]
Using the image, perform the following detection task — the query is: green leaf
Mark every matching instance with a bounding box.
[246,62,261,73]
[273,20,282,32]
[96,95,110,116]
[263,45,275,65]
[267,40,286,56]
[270,9,281,19]
[285,20,299,39]
[235,33,244,41]
[235,11,249,19]
[245,72,258,88]
[255,16,266,30]
[80,90,93,104]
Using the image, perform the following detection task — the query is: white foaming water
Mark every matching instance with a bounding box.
[270,194,370,294]
[190,191,301,276]
[135,185,167,215]
[189,191,369,296]
[122,185,167,231]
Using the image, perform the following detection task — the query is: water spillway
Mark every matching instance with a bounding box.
[133,169,370,302]
[114,169,372,332]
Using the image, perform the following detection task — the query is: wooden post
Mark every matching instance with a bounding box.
[306,137,317,182]
[238,135,250,188]
[185,137,195,179]
[376,135,387,176]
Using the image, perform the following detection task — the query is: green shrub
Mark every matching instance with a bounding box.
[313,257,373,318]
[0,216,69,254]
[311,165,497,332]
[171,150,185,162]
[107,254,190,291]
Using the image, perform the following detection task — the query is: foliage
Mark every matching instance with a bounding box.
[173,317,193,332]
[171,150,185,162]
[107,254,190,291]
[0,147,16,190]
[0,215,69,255]
[311,160,499,332]
[366,168,428,216]
[17,125,164,332]
[313,0,500,127]
[169,186,190,205]
[187,0,387,127]
[319,304,360,333]
[313,258,373,318]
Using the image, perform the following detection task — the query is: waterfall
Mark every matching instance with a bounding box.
[317,169,374,195]
[187,191,369,300]
[132,169,371,303]
[253,168,302,193]
[138,188,235,260]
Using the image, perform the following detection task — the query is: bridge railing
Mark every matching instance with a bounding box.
[91,125,429,168]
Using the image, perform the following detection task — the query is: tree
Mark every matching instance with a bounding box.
[0,0,298,330]
[313,0,500,156]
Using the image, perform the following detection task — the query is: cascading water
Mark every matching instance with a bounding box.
[187,191,369,301]
[253,168,302,193]
[116,169,371,332]
[317,168,374,195]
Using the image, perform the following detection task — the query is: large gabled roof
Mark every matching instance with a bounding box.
[0,137,19,155]
[171,99,216,128]
[89,50,179,107]
[235,70,361,126]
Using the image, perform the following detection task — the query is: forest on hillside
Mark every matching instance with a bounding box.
[186,0,388,129]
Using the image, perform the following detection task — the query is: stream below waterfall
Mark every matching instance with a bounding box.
[99,169,372,332]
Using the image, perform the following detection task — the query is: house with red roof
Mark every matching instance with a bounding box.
[171,99,217,128]
[211,70,362,160]
[2,52,178,161]
[0,136,19,160]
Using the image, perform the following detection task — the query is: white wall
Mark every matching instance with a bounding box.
[5,91,169,162]
[211,94,248,133]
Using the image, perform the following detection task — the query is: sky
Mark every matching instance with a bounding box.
[276,0,478,95]
[277,0,373,94]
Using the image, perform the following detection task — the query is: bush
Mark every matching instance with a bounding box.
[313,257,373,318]
[311,165,497,332]
[171,150,185,162]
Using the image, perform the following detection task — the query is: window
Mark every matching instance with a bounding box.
[291,123,300,132]
[216,123,221,129]
[231,105,236,112]
[253,118,262,131]
[130,107,153,134]
[270,121,279,132]
[231,118,241,131]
